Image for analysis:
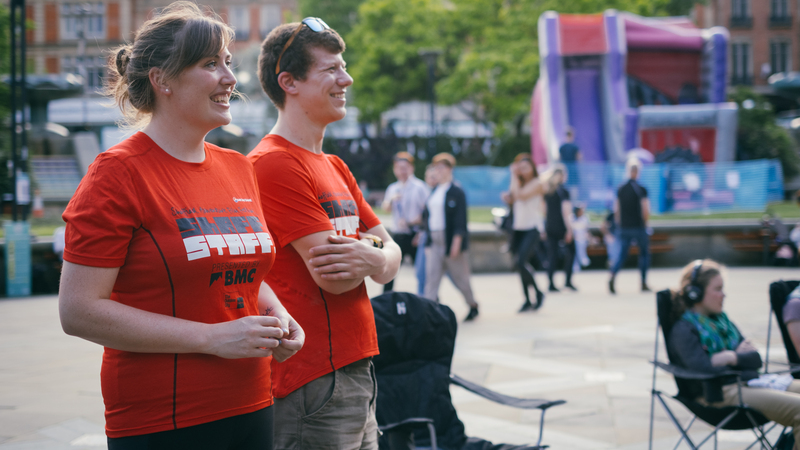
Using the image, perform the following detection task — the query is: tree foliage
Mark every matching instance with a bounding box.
[0,3,12,197]
[332,0,704,132]
[0,3,10,120]
[729,87,800,178]
[299,0,365,39]
[342,0,457,123]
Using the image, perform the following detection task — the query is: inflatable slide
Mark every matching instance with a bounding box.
[532,10,737,165]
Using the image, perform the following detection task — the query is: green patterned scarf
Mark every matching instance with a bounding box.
[681,310,741,356]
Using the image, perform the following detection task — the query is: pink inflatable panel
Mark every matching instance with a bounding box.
[624,16,704,51]
[559,14,607,55]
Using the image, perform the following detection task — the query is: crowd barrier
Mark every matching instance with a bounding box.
[454,159,784,214]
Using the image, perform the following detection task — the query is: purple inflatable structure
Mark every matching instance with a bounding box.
[532,10,737,165]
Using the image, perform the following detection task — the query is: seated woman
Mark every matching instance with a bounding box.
[669,259,800,445]
[783,287,800,361]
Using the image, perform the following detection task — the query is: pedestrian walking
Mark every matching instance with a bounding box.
[543,164,577,292]
[609,158,651,294]
[248,17,402,449]
[58,4,303,448]
[381,151,430,292]
[423,153,480,321]
[415,164,438,296]
[501,153,546,311]
[601,209,620,269]
[572,204,591,272]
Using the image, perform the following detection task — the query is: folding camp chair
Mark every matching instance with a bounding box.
[371,291,565,450]
[766,280,800,376]
[648,289,777,450]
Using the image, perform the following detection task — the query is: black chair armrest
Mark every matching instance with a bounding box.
[651,361,740,380]
[378,417,435,433]
[379,418,438,450]
[450,373,566,410]
[764,362,800,375]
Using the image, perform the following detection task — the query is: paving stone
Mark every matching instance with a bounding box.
[1,265,795,449]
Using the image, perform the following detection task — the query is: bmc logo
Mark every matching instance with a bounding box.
[210,268,258,287]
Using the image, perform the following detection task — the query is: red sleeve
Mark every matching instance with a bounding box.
[252,151,334,248]
[329,156,381,232]
[62,153,141,267]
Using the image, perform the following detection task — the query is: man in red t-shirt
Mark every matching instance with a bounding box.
[249,18,401,449]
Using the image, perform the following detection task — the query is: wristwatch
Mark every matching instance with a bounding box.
[365,235,384,249]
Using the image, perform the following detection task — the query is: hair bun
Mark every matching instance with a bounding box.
[116,47,130,76]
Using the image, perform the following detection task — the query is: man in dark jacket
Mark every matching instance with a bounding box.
[423,153,480,321]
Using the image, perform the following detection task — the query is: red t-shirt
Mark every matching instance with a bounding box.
[62,132,276,438]
[248,135,381,398]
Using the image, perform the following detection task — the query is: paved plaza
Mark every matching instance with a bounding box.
[1,265,798,449]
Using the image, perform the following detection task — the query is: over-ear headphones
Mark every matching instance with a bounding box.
[683,260,704,305]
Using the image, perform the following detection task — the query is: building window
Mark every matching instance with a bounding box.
[772,0,789,18]
[770,0,792,27]
[732,0,750,18]
[229,6,249,41]
[730,0,752,27]
[62,55,106,91]
[731,42,751,85]
[260,5,282,39]
[770,41,791,74]
[60,3,105,41]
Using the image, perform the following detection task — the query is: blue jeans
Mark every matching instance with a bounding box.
[611,227,650,281]
[415,232,427,296]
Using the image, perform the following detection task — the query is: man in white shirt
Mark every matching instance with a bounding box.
[381,151,430,292]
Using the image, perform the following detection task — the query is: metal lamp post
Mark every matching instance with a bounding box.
[77,3,92,129]
[8,0,32,296]
[9,0,28,222]
[418,48,441,154]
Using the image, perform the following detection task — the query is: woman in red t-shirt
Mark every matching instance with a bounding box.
[58,3,303,449]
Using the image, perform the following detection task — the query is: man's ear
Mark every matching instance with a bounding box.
[148,67,171,96]
[277,72,298,95]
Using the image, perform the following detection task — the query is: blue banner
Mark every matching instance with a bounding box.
[4,221,31,297]
[453,159,784,214]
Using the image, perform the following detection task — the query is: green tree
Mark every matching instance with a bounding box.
[0,3,10,121]
[345,0,457,123]
[299,0,366,39]
[347,0,700,133]
[729,87,800,179]
[0,3,12,197]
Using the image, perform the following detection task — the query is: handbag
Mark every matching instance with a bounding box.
[500,208,514,232]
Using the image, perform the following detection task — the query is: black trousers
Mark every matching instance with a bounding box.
[384,232,417,292]
[546,234,575,287]
[107,406,273,450]
[510,229,543,303]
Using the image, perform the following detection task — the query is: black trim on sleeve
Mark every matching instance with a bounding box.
[140,225,179,429]
[172,354,179,429]
[318,288,336,372]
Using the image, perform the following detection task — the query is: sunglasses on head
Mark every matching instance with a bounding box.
[274,17,330,75]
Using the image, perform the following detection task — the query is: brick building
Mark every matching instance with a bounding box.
[694,0,799,91]
[24,0,296,94]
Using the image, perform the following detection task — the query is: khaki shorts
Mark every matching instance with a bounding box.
[273,358,379,450]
